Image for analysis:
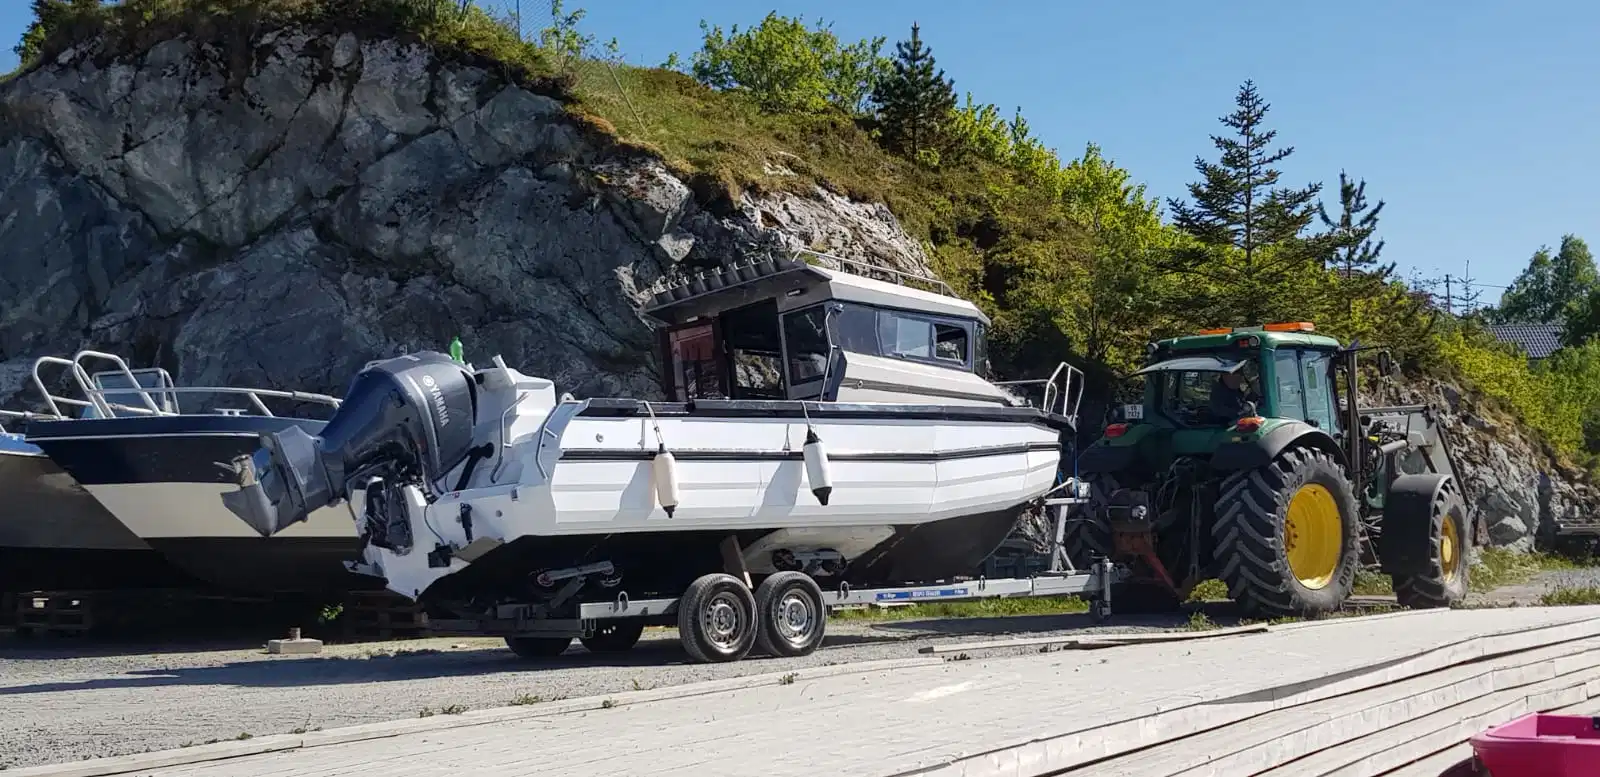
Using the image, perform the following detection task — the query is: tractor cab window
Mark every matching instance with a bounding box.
[1301,350,1337,430]
[1154,361,1260,426]
[1273,349,1305,420]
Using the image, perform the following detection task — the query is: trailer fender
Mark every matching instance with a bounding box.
[1377,472,1461,576]
[1209,422,1342,474]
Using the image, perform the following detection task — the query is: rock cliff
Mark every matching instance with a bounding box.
[0,27,1590,554]
[0,30,932,407]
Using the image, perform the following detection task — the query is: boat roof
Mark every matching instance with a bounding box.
[642,250,988,327]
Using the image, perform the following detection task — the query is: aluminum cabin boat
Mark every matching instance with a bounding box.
[222,252,1084,607]
[21,352,359,595]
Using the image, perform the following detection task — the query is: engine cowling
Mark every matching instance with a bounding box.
[223,351,477,537]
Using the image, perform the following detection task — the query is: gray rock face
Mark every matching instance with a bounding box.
[1370,379,1600,551]
[0,32,937,408]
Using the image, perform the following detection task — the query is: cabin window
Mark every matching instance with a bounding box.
[974,323,991,378]
[668,324,724,401]
[782,302,977,385]
[876,310,971,367]
[782,303,877,386]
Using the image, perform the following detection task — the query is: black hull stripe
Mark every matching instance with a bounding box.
[575,397,1075,431]
[559,440,1061,462]
[26,416,328,486]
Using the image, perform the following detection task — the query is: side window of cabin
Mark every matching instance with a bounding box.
[1301,351,1336,430]
[875,311,971,367]
[934,322,968,363]
[782,306,830,386]
[878,314,932,359]
[1273,349,1305,420]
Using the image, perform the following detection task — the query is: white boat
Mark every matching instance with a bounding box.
[18,352,355,594]
[224,252,1084,608]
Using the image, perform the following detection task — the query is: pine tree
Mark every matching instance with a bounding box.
[1317,171,1392,321]
[872,22,957,159]
[1164,80,1326,325]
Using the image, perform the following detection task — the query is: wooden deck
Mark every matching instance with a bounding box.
[15,606,1600,777]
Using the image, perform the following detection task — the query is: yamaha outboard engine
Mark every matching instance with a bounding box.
[224,352,477,537]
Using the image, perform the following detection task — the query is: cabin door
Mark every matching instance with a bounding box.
[665,322,726,401]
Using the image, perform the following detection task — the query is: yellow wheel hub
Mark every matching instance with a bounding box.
[1441,513,1460,577]
[1284,483,1343,590]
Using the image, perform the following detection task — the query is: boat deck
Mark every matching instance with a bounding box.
[15,606,1600,777]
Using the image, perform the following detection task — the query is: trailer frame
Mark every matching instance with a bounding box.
[425,492,1128,663]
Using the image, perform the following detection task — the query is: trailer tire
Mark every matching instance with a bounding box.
[580,621,645,653]
[678,573,758,664]
[504,635,572,659]
[1392,479,1471,609]
[754,572,827,658]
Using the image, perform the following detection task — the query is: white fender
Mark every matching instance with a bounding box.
[652,445,680,517]
[803,428,833,506]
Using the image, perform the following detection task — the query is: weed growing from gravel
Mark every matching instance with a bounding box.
[778,673,797,685]
[509,693,546,705]
[1539,586,1600,606]
[830,595,1088,622]
[600,699,617,709]
[439,704,468,715]
[1185,612,1217,631]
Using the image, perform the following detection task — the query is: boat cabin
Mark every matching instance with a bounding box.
[642,251,1013,407]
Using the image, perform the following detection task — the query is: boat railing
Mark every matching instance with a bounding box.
[993,360,1086,426]
[27,350,342,419]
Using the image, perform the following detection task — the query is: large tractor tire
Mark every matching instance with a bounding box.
[1391,478,1470,609]
[1212,445,1361,619]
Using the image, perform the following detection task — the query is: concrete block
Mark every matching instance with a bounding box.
[266,638,323,655]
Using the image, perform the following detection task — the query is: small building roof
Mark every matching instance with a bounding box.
[1486,322,1564,360]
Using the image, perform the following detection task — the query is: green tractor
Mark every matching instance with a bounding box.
[1069,321,1473,618]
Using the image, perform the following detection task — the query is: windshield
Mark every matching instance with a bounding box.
[1153,361,1261,427]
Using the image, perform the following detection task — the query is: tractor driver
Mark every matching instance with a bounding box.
[1208,366,1256,421]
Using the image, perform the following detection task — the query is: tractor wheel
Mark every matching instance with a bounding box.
[1212,445,1361,619]
[1062,472,1118,570]
[1392,479,1471,609]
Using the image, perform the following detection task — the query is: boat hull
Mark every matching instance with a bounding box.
[25,415,365,595]
[0,436,199,591]
[362,396,1069,602]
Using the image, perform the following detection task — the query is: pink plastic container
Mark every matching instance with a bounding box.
[1469,712,1600,776]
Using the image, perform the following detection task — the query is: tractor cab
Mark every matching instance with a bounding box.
[1097,322,1348,471]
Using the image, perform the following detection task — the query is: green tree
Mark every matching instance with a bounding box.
[1044,144,1176,369]
[691,12,887,115]
[871,22,957,160]
[1164,80,1327,325]
[1316,170,1394,328]
[14,0,100,66]
[1497,234,1597,324]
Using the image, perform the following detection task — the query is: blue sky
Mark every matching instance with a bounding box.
[2,1,1594,305]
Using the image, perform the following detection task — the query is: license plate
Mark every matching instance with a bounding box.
[1123,404,1144,420]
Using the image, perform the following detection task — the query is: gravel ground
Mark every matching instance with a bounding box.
[0,610,1197,771]
[1470,568,1600,606]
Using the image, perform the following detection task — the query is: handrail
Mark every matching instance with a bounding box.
[25,350,341,420]
[993,361,1085,426]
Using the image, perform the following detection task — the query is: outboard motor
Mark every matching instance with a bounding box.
[223,352,477,537]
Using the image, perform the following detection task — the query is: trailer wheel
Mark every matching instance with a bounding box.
[1392,479,1471,609]
[678,573,758,664]
[754,572,827,658]
[580,621,645,654]
[504,635,573,659]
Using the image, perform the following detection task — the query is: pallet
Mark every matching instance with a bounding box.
[13,591,93,636]
[339,591,430,641]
